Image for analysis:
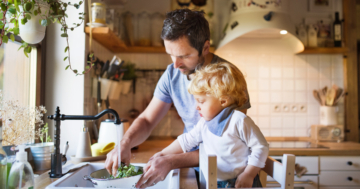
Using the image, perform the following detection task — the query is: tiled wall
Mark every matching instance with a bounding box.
[226,54,344,137]
[85,39,345,137]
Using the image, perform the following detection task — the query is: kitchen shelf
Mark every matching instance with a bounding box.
[85,27,215,53]
[298,47,349,54]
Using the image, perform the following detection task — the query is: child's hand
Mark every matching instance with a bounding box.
[235,172,254,188]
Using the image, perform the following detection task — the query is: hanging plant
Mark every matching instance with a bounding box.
[0,0,95,75]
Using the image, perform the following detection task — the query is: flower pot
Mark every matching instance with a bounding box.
[19,2,50,44]
[29,142,54,171]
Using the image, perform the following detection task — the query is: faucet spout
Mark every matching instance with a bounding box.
[47,107,121,178]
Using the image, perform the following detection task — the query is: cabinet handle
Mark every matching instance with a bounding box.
[347,161,353,166]
[347,177,353,181]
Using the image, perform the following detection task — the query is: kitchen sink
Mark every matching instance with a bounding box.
[45,163,179,189]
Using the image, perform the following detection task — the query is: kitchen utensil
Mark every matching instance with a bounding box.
[83,166,144,188]
[128,79,140,119]
[313,90,322,105]
[318,89,326,106]
[325,87,337,106]
[333,89,345,105]
[101,60,110,78]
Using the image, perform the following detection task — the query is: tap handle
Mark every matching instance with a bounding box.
[63,141,69,155]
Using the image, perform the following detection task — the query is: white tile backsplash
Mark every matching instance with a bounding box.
[87,40,345,137]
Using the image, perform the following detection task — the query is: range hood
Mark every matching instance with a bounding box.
[215,0,304,56]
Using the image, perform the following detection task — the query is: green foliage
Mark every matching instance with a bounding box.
[122,62,137,80]
[37,123,51,143]
[110,164,143,179]
[0,0,91,75]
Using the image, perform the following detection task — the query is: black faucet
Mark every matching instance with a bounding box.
[47,106,121,178]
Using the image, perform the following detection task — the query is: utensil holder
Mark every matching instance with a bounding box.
[320,106,337,125]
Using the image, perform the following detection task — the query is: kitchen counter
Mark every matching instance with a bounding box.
[34,138,198,189]
[34,137,360,189]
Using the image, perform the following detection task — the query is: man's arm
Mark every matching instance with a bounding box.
[121,97,172,148]
[105,97,172,175]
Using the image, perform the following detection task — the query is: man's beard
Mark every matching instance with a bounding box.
[182,55,205,76]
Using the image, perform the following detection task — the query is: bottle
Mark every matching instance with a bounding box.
[0,119,8,189]
[308,24,318,47]
[298,24,308,47]
[333,12,342,47]
[7,145,34,189]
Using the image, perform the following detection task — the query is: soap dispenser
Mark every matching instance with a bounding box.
[8,145,35,189]
[75,124,92,158]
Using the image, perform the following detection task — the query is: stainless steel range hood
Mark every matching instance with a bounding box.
[215,0,304,56]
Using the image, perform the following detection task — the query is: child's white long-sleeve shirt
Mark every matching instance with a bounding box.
[177,110,269,181]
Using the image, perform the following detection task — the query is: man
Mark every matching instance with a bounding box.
[105,9,251,188]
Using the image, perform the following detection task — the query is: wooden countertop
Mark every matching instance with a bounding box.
[35,139,198,189]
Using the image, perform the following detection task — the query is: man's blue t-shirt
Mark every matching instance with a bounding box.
[153,55,251,134]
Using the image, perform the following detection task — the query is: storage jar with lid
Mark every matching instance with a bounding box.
[91,3,106,24]
[137,12,151,46]
[151,13,165,47]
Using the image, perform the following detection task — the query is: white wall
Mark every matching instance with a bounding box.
[45,2,86,159]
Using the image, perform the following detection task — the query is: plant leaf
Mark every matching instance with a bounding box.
[85,66,90,69]
[34,10,38,16]
[64,46,69,53]
[61,33,68,37]
[10,34,15,42]
[89,53,93,58]
[41,19,48,26]
[0,21,4,28]
[82,71,85,74]
[25,46,32,53]
[8,7,16,14]
[2,35,8,43]
[65,65,70,70]
[23,48,29,57]
[13,28,19,35]
[1,3,6,11]
[24,2,32,12]
[26,13,31,20]
[73,69,78,74]
[21,18,28,25]
[63,56,68,61]
[0,14,3,19]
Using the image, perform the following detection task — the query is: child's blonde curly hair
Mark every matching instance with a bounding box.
[188,62,248,107]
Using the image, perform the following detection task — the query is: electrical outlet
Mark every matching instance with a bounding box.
[282,104,290,112]
[291,104,298,112]
[298,104,307,112]
[273,104,281,112]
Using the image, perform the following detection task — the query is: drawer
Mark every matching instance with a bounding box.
[320,156,360,171]
[319,171,360,186]
[271,156,319,174]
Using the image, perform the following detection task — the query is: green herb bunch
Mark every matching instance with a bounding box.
[110,164,143,179]
[0,0,94,75]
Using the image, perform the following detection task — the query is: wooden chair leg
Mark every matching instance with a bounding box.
[259,170,267,187]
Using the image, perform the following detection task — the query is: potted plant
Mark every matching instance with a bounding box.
[0,0,94,75]
[121,62,136,95]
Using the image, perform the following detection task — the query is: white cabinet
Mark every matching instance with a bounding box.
[320,156,360,188]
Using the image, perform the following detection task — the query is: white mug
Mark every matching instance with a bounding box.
[320,106,337,126]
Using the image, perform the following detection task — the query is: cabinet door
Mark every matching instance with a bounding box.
[319,171,360,186]
[272,156,319,174]
[320,156,360,171]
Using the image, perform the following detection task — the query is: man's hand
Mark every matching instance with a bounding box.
[135,153,173,188]
[105,141,132,176]
[235,172,254,188]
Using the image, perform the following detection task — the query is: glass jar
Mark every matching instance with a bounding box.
[151,13,165,47]
[137,12,151,46]
[123,12,135,46]
[106,8,115,31]
[91,3,106,24]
